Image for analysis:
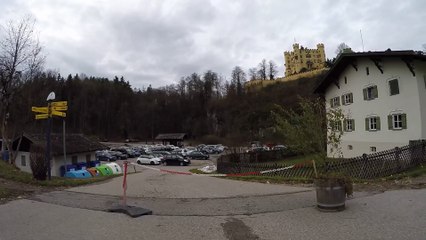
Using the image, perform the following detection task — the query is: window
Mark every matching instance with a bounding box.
[424,75,426,89]
[348,145,353,150]
[330,96,340,108]
[365,116,381,131]
[344,76,347,84]
[388,113,407,130]
[21,155,26,166]
[363,85,378,100]
[389,79,399,95]
[366,67,369,75]
[71,156,78,165]
[341,93,353,105]
[344,119,355,132]
[330,120,342,132]
[370,146,376,152]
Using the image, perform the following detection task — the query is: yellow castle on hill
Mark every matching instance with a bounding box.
[245,43,328,90]
[284,43,326,76]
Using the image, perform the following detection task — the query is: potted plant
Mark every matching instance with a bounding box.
[313,171,353,211]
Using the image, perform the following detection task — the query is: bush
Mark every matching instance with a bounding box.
[30,144,48,181]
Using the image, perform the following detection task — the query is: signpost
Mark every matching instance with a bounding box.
[32,93,67,180]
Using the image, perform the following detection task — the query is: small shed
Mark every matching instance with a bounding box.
[155,133,187,147]
[12,133,107,177]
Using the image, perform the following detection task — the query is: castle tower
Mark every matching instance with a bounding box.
[284,43,326,76]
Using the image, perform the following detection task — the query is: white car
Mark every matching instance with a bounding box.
[136,155,161,165]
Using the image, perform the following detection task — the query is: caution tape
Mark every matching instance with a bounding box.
[130,162,294,177]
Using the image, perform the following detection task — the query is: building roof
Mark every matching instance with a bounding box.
[13,133,107,155]
[155,133,186,140]
[314,50,426,94]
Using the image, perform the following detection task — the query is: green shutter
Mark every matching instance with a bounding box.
[365,118,369,131]
[373,86,378,98]
[330,98,333,107]
[336,97,340,106]
[349,93,353,103]
[343,119,348,132]
[388,115,392,130]
[401,114,407,129]
[352,119,355,131]
[363,88,367,100]
[376,117,381,130]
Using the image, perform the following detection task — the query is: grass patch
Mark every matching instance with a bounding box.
[0,186,13,198]
[0,160,116,187]
[189,168,217,174]
[384,164,426,180]
[274,154,321,165]
[223,175,313,184]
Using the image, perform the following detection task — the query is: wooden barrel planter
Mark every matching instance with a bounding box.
[314,178,347,211]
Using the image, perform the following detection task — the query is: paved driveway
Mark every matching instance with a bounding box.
[69,163,311,198]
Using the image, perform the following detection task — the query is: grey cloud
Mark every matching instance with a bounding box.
[1,0,425,89]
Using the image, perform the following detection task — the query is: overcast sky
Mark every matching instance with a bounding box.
[1,0,425,89]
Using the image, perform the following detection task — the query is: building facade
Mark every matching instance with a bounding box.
[13,134,106,177]
[284,43,326,76]
[315,50,426,158]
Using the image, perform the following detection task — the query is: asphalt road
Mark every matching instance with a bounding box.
[0,189,425,240]
[1,158,425,240]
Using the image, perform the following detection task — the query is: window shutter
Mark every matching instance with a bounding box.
[373,86,378,98]
[341,95,345,105]
[330,98,333,107]
[376,117,381,130]
[343,119,348,132]
[388,115,392,130]
[352,119,355,131]
[363,88,367,100]
[349,93,353,103]
[389,79,399,95]
[337,97,340,106]
[365,118,369,131]
[401,114,407,129]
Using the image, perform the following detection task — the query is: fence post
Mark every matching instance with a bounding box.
[395,147,401,171]
[361,153,368,179]
[422,141,426,163]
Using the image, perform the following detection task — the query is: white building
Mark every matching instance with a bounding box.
[13,133,106,177]
[315,50,426,158]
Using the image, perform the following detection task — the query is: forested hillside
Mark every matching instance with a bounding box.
[9,71,325,144]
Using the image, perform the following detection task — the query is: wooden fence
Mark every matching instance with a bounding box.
[217,141,426,179]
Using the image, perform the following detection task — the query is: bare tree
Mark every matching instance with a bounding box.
[231,66,246,96]
[0,16,45,164]
[268,60,278,80]
[335,42,352,55]
[257,59,267,81]
[248,67,257,81]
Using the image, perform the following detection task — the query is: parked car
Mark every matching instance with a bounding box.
[137,155,162,165]
[111,147,138,158]
[162,155,190,166]
[95,151,117,162]
[187,151,209,160]
[109,150,128,160]
[272,145,287,151]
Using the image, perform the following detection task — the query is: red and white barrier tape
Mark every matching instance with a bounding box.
[130,162,294,177]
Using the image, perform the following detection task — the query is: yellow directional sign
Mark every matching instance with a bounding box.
[32,107,48,114]
[51,101,68,107]
[35,114,49,120]
[51,110,66,117]
[52,106,68,111]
